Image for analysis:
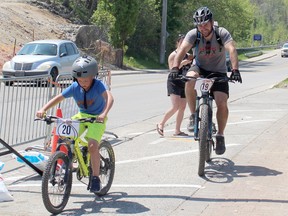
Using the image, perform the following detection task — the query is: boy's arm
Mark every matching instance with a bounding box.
[36,94,65,118]
[98,90,114,120]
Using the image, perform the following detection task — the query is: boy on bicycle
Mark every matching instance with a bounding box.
[36,55,114,193]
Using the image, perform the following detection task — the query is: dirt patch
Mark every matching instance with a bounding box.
[0,1,79,72]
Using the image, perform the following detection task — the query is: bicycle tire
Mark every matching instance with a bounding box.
[205,108,213,163]
[96,140,115,196]
[198,104,209,176]
[42,151,72,214]
[205,140,213,162]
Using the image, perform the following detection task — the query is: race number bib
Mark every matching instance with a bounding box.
[56,120,80,138]
[194,78,214,92]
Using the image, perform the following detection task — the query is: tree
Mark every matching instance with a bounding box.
[126,0,161,59]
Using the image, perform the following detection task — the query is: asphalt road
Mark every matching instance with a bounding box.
[1,49,288,215]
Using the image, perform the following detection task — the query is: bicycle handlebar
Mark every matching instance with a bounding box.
[34,115,104,124]
[177,73,234,83]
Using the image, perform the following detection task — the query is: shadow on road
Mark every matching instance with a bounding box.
[203,158,282,183]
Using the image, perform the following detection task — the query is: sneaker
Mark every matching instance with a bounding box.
[89,176,101,193]
[215,135,226,155]
[187,114,195,132]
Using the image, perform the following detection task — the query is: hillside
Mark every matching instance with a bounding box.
[0,1,79,72]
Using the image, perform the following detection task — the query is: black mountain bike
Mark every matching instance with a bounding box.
[183,73,231,176]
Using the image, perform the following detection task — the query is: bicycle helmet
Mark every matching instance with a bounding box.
[72,55,98,78]
[193,6,213,25]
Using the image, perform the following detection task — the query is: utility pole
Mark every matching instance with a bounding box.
[160,0,167,64]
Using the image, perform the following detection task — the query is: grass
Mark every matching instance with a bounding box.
[274,78,288,88]
[123,48,273,69]
[123,55,167,69]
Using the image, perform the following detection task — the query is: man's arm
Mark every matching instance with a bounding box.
[225,40,242,83]
[225,40,238,70]
[172,40,193,69]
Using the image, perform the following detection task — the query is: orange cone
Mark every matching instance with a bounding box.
[51,107,63,153]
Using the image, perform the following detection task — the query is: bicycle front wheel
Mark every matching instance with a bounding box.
[198,104,209,177]
[96,140,115,196]
[42,151,72,214]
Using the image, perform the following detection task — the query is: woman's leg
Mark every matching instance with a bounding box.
[175,97,187,134]
[158,94,179,130]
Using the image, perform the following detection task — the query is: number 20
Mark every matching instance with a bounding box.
[62,125,72,135]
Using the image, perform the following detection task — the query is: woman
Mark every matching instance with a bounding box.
[157,35,193,136]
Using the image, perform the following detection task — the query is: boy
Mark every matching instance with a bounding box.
[36,55,114,193]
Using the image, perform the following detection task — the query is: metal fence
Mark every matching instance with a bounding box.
[0,70,111,152]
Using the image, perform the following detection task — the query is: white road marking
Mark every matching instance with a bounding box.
[149,139,166,145]
[227,119,275,125]
[116,143,241,165]
[8,183,204,189]
[230,109,288,112]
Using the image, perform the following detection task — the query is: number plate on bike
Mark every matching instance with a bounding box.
[194,78,214,92]
[56,120,80,138]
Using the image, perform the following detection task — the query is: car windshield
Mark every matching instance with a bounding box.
[18,43,57,56]
[283,44,288,48]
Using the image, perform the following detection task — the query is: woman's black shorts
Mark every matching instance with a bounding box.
[167,78,186,98]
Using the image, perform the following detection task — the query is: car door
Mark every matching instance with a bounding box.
[59,43,70,73]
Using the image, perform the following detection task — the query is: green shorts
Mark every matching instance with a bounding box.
[71,112,107,143]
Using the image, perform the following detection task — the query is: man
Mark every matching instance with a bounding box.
[171,6,242,155]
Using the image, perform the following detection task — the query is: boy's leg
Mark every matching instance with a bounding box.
[88,138,101,193]
[85,117,106,192]
[88,139,100,176]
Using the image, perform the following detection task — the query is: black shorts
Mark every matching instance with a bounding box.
[189,65,229,98]
[167,78,186,98]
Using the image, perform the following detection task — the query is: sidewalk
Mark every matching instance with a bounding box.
[172,85,288,216]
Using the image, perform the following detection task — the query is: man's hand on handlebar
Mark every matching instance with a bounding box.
[169,67,180,79]
[230,69,242,83]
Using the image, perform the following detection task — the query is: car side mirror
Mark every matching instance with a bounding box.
[60,52,67,57]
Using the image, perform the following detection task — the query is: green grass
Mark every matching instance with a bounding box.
[274,78,288,88]
[123,55,167,69]
[123,48,273,69]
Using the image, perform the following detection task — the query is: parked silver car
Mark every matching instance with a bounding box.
[281,43,288,57]
[2,39,80,84]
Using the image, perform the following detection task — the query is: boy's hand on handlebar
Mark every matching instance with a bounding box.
[230,69,242,83]
[169,67,180,79]
[96,114,105,123]
[36,110,46,119]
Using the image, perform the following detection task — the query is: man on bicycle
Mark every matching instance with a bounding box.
[170,6,242,155]
[36,55,114,193]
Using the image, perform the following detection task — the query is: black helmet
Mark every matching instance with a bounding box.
[72,55,98,78]
[193,7,213,26]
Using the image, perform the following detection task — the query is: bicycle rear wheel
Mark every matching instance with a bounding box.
[96,140,115,196]
[198,104,209,176]
[42,151,72,214]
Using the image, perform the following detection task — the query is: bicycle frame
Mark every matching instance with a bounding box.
[56,134,91,179]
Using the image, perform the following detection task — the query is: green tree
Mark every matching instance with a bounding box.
[90,1,115,42]
[107,0,141,49]
[126,0,161,60]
